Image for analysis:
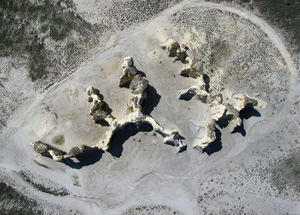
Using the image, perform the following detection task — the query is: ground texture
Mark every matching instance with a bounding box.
[0,0,299,215]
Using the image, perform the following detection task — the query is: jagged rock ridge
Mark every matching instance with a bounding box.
[161,38,258,152]
[33,56,187,161]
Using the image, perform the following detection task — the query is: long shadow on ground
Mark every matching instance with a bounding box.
[207,107,261,155]
[204,127,222,156]
[231,106,261,136]
[107,122,154,158]
[142,84,161,115]
[64,82,162,167]
[63,147,103,169]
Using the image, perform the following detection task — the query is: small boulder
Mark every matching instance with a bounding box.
[119,56,138,87]
[130,74,148,95]
[68,145,89,157]
[33,141,50,154]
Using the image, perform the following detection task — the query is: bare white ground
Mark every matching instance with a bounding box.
[0,2,299,215]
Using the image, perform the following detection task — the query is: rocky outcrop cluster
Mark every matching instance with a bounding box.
[162,39,258,152]
[119,57,138,87]
[32,141,89,162]
[160,38,192,64]
[87,86,115,125]
[33,38,259,162]
[33,56,186,162]
[97,57,186,152]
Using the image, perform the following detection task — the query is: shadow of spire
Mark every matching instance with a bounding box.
[142,84,161,115]
[231,106,261,136]
[63,148,103,169]
[203,127,222,156]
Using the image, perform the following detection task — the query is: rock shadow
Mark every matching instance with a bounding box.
[63,147,103,169]
[240,106,261,119]
[217,106,261,136]
[232,123,246,136]
[142,84,161,115]
[203,74,210,92]
[216,117,231,129]
[107,123,139,158]
[98,94,113,115]
[119,69,147,88]
[204,127,222,156]
[137,70,147,78]
[178,90,196,101]
[231,107,261,136]
[107,122,154,158]
[94,93,113,127]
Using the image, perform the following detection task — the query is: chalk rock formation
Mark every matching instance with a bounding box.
[210,95,226,121]
[119,56,138,87]
[33,141,91,161]
[160,39,191,63]
[87,86,115,125]
[33,141,51,154]
[178,65,209,102]
[64,145,90,158]
[164,130,187,152]
[210,93,257,131]
[127,74,148,112]
[178,86,210,103]
[33,56,187,162]
[33,141,64,161]
[97,57,186,152]
[176,54,258,152]
[193,121,216,152]
[180,65,202,79]
[233,93,258,111]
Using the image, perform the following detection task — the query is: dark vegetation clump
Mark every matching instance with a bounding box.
[206,0,300,53]
[0,182,42,215]
[0,0,99,81]
[18,170,70,196]
[102,0,182,30]
[271,152,300,195]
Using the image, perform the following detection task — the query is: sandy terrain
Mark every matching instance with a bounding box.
[0,1,299,215]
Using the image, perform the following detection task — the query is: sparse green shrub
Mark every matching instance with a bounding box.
[0,0,96,81]
[0,182,40,215]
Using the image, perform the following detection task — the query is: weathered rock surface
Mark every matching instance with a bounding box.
[193,120,217,152]
[97,56,186,152]
[33,141,51,154]
[65,145,89,158]
[173,44,258,152]
[87,86,115,125]
[32,141,64,162]
[33,141,90,161]
[128,74,149,112]
[119,56,138,87]
[233,93,258,111]
[160,38,190,63]
[33,56,186,162]
[180,65,202,79]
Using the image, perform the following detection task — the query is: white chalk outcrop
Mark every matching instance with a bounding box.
[97,57,186,152]
[33,56,186,162]
[160,38,192,64]
[162,40,258,152]
[87,86,115,125]
[183,73,258,151]
[119,56,138,87]
[32,141,90,161]
[194,121,217,152]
